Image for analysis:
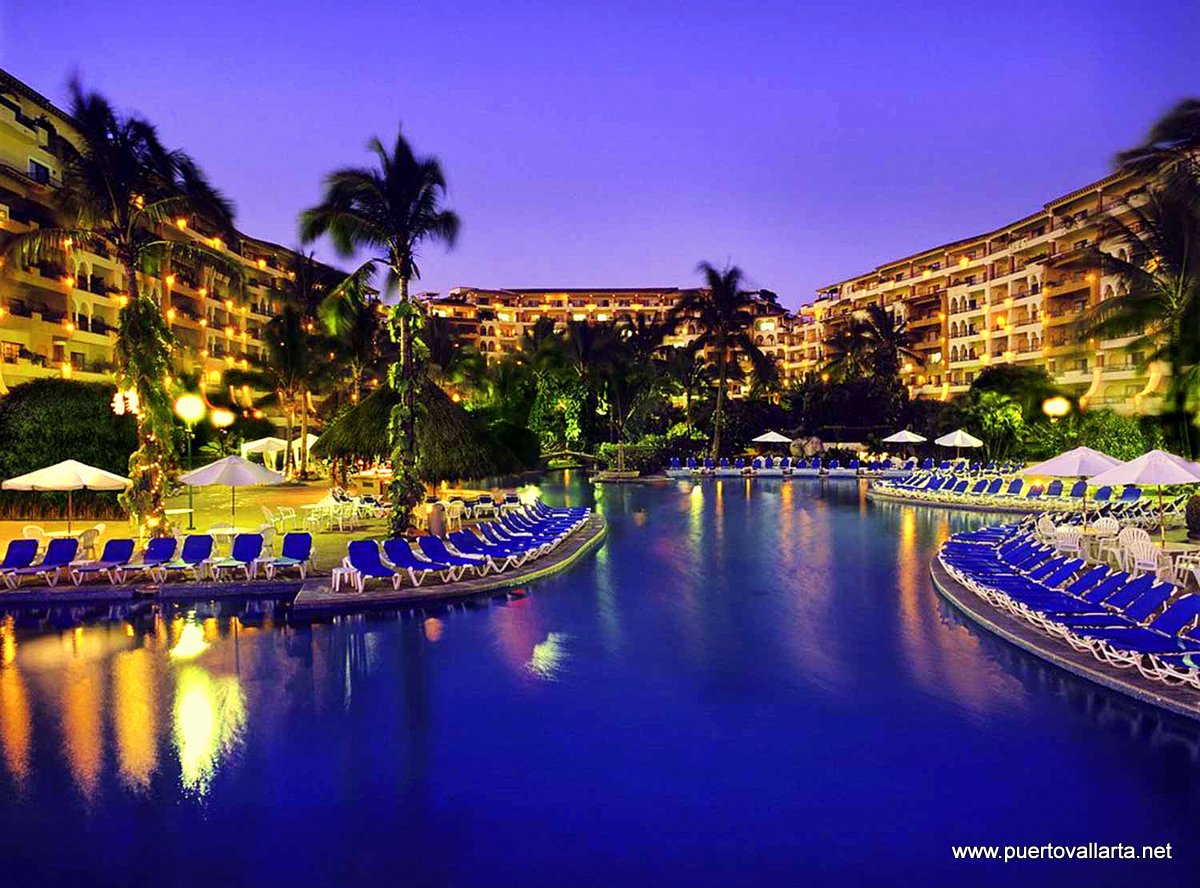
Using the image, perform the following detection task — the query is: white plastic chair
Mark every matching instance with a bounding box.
[1126,539,1168,580]
[1115,526,1152,571]
[1036,516,1058,545]
[1054,526,1084,558]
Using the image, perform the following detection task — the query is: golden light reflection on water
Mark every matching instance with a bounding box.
[893,504,1024,716]
[112,648,158,792]
[0,623,30,786]
[172,664,246,797]
[61,655,104,801]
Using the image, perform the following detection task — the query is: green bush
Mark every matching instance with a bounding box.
[1023,409,1165,462]
[597,434,669,473]
[0,379,138,519]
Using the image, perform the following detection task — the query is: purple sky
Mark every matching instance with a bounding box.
[2,1,1197,309]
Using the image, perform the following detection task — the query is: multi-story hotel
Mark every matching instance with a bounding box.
[427,168,1163,414]
[423,286,818,392]
[0,68,314,407]
[810,167,1161,414]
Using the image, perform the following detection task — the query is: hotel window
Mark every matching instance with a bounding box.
[28,159,50,183]
[71,351,85,370]
[0,341,19,363]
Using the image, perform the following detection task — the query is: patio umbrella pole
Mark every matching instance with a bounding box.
[232,485,236,523]
[1159,486,1165,544]
[67,488,72,533]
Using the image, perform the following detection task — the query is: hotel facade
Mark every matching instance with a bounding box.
[427,165,1161,414]
[811,166,1160,414]
[0,68,310,408]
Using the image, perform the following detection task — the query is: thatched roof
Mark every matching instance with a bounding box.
[312,382,518,483]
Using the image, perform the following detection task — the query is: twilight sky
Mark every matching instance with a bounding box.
[1,0,1197,308]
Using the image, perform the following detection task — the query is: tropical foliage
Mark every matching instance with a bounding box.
[2,81,238,531]
[301,126,460,532]
[670,263,770,458]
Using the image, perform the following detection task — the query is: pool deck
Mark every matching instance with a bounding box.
[929,556,1200,721]
[0,575,303,607]
[291,512,608,616]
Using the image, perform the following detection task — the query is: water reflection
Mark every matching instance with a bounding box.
[173,664,246,797]
[1,472,1199,880]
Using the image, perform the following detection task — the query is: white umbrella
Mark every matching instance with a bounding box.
[934,428,983,462]
[2,460,130,531]
[752,431,792,444]
[1088,449,1200,540]
[1022,446,1123,526]
[180,455,285,524]
[934,429,983,448]
[882,430,927,444]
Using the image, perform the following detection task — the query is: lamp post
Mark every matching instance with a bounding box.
[1042,395,1071,422]
[174,394,206,529]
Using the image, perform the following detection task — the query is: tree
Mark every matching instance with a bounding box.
[422,314,485,395]
[1074,164,1200,455]
[969,365,1064,421]
[3,81,238,533]
[953,391,1025,462]
[301,126,460,532]
[662,344,711,432]
[671,262,771,458]
[1115,99,1200,173]
[828,303,921,381]
[318,265,387,408]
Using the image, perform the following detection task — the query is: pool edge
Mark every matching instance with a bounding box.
[929,556,1200,722]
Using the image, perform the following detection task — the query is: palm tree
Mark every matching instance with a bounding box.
[300,126,460,531]
[1115,99,1200,173]
[3,81,237,531]
[662,344,711,432]
[828,303,921,381]
[422,314,484,394]
[671,262,770,458]
[317,264,386,406]
[1076,164,1200,455]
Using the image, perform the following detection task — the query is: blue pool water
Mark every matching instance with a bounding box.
[1,472,1198,886]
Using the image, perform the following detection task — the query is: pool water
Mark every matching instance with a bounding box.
[1,472,1198,886]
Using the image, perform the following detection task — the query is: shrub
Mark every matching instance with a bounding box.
[0,379,138,519]
[597,434,668,473]
[1187,496,1200,541]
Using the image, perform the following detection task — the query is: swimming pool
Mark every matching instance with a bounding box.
[1,473,1197,886]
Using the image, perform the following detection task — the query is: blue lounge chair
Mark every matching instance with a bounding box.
[260,532,314,580]
[69,538,136,586]
[382,538,460,585]
[346,540,402,591]
[450,529,522,571]
[154,535,215,582]
[5,537,78,588]
[0,539,39,582]
[210,534,263,581]
[116,537,178,583]
[419,536,488,577]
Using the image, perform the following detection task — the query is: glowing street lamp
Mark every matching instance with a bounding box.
[1042,396,1071,422]
[174,394,206,529]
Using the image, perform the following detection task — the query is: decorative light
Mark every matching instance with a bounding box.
[64,275,75,288]
[174,393,206,424]
[225,326,234,339]
[199,287,208,298]
[65,319,75,334]
[199,318,208,327]
[117,294,129,308]
[64,237,73,248]
[211,408,235,429]
[60,361,72,378]
[166,274,176,286]
[176,217,188,230]
[1042,395,1071,420]
[959,257,969,267]
[166,308,177,321]
[256,259,266,270]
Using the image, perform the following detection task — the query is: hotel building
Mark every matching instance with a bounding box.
[423,286,819,393]
[0,68,315,408]
[810,167,1162,414]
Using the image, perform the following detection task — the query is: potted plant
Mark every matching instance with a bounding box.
[1185,495,1200,541]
